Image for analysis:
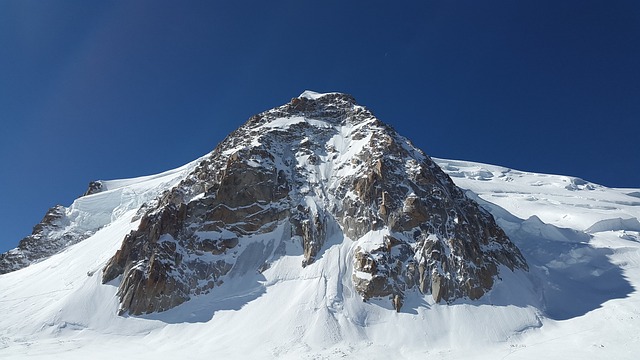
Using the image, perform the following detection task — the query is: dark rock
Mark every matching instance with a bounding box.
[83,181,104,196]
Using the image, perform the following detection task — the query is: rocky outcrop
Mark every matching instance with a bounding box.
[83,181,104,196]
[1,180,106,274]
[0,205,86,274]
[1,175,181,275]
[101,91,528,315]
[344,129,527,306]
[101,152,290,314]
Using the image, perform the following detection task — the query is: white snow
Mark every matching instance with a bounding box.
[1,157,639,359]
[70,157,200,230]
[298,90,338,100]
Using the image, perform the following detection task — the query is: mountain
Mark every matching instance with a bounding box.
[0,171,193,275]
[1,92,639,359]
[99,91,526,315]
[2,91,527,316]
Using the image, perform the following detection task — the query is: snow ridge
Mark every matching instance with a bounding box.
[0,159,199,274]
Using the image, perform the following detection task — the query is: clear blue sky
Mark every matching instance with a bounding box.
[1,0,639,253]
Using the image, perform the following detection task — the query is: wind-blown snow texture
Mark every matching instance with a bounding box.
[1,93,639,359]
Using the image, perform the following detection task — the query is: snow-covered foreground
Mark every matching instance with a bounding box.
[1,158,639,359]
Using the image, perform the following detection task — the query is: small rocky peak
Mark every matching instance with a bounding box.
[0,205,71,274]
[83,181,104,196]
[32,205,66,233]
[279,91,360,124]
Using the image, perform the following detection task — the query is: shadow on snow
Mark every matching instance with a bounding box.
[136,193,633,324]
[470,191,634,321]
[137,239,288,324]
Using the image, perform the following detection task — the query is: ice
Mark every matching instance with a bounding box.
[298,90,337,100]
[585,217,640,233]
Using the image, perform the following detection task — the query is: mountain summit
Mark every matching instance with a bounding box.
[93,91,525,314]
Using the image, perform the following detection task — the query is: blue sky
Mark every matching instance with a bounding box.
[1,0,639,253]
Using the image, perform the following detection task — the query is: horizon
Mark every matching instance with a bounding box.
[1,0,639,253]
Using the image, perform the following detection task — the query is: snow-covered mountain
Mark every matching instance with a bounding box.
[1,92,639,359]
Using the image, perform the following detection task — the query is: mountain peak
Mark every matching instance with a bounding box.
[298,90,335,99]
[95,93,527,315]
[298,90,356,103]
[0,92,527,315]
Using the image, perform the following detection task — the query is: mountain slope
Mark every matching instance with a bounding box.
[0,161,199,274]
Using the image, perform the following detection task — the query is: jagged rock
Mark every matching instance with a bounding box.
[83,181,104,196]
[1,166,191,275]
[99,91,528,315]
[0,205,89,274]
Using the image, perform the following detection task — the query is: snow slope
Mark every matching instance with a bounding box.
[0,157,203,275]
[1,158,639,359]
[64,159,200,235]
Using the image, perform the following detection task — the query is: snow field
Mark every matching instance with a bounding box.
[0,156,639,359]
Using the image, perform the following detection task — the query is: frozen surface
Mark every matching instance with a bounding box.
[1,157,639,359]
[299,90,341,100]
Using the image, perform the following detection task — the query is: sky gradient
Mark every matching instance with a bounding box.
[1,0,639,253]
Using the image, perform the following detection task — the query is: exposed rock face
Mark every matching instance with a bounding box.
[0,205,85,274]
[101,91,528,315]
[0,177,177,275]
[83,181,104,196]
